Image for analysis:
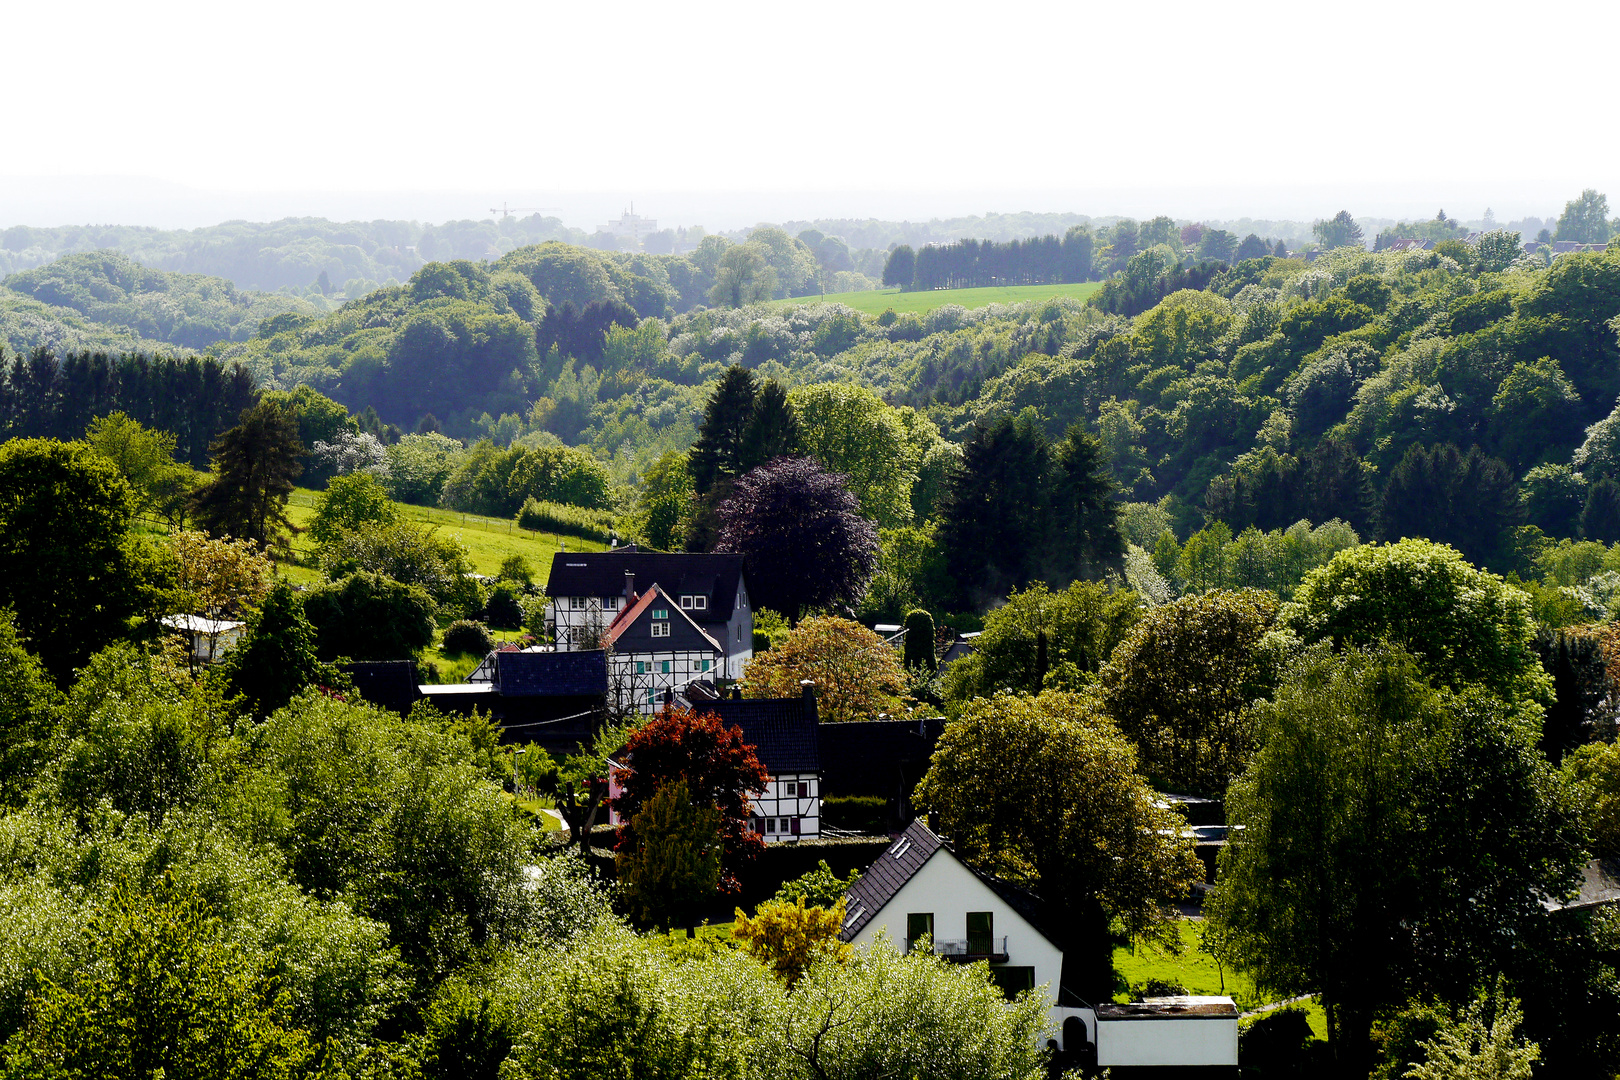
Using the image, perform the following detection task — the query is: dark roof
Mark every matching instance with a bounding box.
[818,717,945,800]
[547,551,746,621]
[493,649,607,697]
[341,661,421,714]
[840,818,944,940]
[604,584,724,654]
[701,692,820,774]
[839,818,1062,949]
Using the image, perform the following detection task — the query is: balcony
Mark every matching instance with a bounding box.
[917,936,1009,963]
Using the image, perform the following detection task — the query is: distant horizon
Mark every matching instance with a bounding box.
[0,174,1597,237]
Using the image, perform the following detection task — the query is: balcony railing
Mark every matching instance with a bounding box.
[915,936,1009,961]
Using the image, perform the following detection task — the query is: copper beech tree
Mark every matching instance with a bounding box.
[609,707,770,895]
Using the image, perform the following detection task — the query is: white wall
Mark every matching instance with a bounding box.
[850,848,1064,1018]
[751,772,819,841]
[1097,1016,1239,1067]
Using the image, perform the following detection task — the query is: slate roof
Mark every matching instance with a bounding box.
[547,551,746,618]
[604,584,724,653]
[700,693,820,774]
[839,818,1061,948]
[492,649,608,697]
[840,818,944,940]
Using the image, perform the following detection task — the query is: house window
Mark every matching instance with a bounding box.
[569,596,587,610]
[680,595,694,609]
[661,660,671,674]
[765,818,776,833]
[967,912,994,956]
[651,608,669,619]
[989,967,1034,1001]
[906,913,934,952]
[693,595,707,610]
[651,621,670,638]
[604,596,619,610]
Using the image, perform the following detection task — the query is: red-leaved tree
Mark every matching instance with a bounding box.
[610,707,770,892]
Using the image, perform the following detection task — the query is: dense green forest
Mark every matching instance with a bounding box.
[10,198,1620,597]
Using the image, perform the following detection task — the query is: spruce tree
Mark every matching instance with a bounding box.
[189,401,303,547]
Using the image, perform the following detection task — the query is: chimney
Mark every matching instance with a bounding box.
[927,811,941,835]
[731,686,742,701]
[800,679,816,701]
[624,570,635,603]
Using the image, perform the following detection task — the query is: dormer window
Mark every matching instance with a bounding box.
[680,595,707,610]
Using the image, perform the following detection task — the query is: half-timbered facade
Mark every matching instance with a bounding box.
[703,687,821,843]
[545,550,753,678]
[603,584,727,714]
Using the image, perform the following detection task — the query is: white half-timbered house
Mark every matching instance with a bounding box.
[544,550,753,678]
[702,684,821,843]
[606,685,823,843]
[602,583,727,714]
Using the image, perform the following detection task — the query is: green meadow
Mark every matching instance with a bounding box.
[281,489,609,587]
[769,281,1102,315]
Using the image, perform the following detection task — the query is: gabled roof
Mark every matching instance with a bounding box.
[547,551,746,620]
[699,693,820,774]
[839,818,1060,948]
[493,649,607,697]
[841,818,945,939]
[605,584,724,653]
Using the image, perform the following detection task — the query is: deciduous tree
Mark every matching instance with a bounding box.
[913,690,1201,998]
[716,457,879,620]
[1208,644,1581,1072]
[617,779,723,932]
[743,615,904,722]
[610,707,769,893]
[1097,588,1281,795]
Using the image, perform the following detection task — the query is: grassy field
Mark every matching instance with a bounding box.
[768,282,1102,316]
[1113,919,1326,1036]
[282,489,609,586]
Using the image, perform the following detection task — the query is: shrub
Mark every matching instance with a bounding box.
[517,497,618,544]
[484,583,525,630]
[1241,1007,1317,1075]
[443,620,494,657]
[903,609,935,670]
[821,795,888,833]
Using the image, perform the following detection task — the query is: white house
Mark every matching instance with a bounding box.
[606,686,822,843]
[700,684,821,843]
[161,614,245,665]
[601,583,727,714]
[545,550,753,679]
[840,819,1238,1073]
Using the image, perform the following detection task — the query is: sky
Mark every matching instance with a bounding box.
[6,0,1618,230]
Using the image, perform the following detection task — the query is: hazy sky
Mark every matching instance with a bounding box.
[7,0,1617,229]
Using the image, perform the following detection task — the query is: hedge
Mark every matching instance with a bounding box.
[516,497,618,543]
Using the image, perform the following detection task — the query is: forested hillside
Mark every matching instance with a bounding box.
[10,211,1620,589]
[0,251,321,355]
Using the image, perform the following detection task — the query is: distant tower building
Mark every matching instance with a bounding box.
[598,204,657,249]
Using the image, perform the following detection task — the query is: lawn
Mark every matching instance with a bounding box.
[768,282,1102,316]
[282,489,609,585]
[1112,918,1328,1037]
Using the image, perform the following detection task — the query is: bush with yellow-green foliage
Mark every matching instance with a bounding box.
[733,896,851,987]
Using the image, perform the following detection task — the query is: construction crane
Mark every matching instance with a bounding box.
[490,201,562,219]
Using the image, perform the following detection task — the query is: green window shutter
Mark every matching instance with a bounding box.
[661,660,671,674]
